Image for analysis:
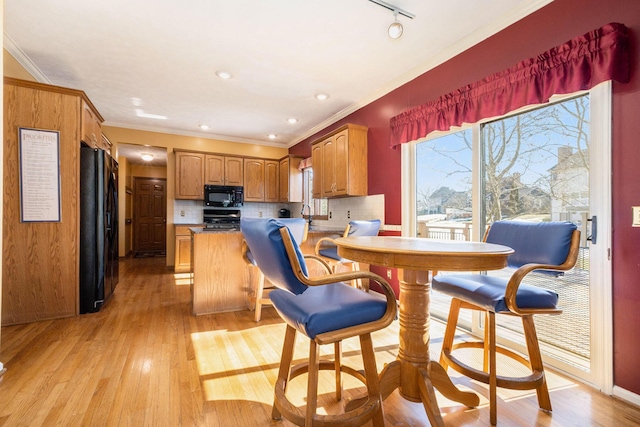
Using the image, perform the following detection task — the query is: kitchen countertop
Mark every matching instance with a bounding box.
[189,227,240,234]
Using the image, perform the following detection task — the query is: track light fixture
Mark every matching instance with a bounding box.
[368,0,415,39]
[388,11,403,39]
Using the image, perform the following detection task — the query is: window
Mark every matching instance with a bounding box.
[302,167,327,219]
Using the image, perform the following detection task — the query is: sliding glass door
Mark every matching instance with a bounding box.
[405,85,612,389]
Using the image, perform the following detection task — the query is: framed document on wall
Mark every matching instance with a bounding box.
[19,127,62,222]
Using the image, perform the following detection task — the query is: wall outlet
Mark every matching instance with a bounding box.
[387,269,392,279]
[259,211,263,218]
[180,210,185,217]
[633,206,640,227]
[347,210,351,219]
[329,211,332,219]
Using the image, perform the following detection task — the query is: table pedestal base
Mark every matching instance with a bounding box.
[347,268,479,426]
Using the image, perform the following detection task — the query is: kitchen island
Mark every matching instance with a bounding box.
[189,226,343,316]
[190,227,249,315]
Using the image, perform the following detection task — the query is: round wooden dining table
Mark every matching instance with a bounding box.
[335,235,514,427]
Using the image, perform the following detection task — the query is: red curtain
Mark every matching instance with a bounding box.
[389,23,630,148]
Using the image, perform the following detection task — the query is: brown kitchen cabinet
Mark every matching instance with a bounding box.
[175,151,205,200]
[244,158,279,202]
[205,154,244,186]
[174,225,196,273]
[3,77,104,325]
[279,155,303,202]
[312,123,368,198]
[265,159,279,202]
[81,99,102,148]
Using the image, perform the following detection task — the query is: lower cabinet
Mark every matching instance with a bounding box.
[174,225,199,272]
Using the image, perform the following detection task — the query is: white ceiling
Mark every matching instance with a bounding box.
[5,0,551,164]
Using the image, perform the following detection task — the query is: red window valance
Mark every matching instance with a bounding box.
[389,23,630,148]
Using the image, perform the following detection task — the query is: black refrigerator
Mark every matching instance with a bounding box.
[80,145,119,313]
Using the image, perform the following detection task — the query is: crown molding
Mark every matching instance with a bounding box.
[3,32,51,84]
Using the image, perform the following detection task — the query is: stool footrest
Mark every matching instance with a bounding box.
[442,344,545,391]
[275,360,380,427]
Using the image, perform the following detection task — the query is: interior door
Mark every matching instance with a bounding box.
[133,178,167,255]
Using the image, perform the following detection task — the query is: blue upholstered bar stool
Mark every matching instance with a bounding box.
[241,218,397,427]
[315,219,381,289]
[243,218,308,322]
[432,221,580,425]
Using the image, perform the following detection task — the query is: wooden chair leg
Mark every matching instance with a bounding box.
[488,311,498,425]
[334,341,342,401]
[306,340,321,426]
[272,325,297,420]
[254,271,265,322]
[440,298,462,368]
[483,311,490,372]
[522,315,552,411]
[360,333,385,427]
[247,265,257,311]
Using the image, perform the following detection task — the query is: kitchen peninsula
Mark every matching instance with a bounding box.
[190,227,247,315]
[188,226,342,316]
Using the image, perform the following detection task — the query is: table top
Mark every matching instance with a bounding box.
[335,235,514,272]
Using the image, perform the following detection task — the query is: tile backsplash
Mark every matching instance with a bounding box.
[312,194,385,230]
[174,194,386,228]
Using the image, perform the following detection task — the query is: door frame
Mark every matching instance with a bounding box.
[401,81,613,392]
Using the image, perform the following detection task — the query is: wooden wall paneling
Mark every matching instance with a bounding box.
[2,83,80,325]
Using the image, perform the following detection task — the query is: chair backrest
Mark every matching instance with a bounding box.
[241,218,308,295]
[344,219,381,238]
[277,218,308,245]
[485,220,577,269]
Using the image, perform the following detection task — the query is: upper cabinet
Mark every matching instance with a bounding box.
[225,157,244,186]
[244,158,264,201]
[81,99,102,149]
[174,149,285,202]
[205,154,244,186]
[265,160,279,202]
[244,159,279,202]
[312,124,368,198]
[244,158,280,202]
[175,151,205,200]
[279,155,303,203]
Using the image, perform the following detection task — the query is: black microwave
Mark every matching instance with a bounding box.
[204,185,243,207]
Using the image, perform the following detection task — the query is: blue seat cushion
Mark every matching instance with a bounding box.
[269,282,387,339]
[318,246,347,262]
[432,274,559,313]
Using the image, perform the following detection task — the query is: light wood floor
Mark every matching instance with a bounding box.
[1,256,639,426]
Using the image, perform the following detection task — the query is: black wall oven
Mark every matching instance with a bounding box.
[204,185,243,207]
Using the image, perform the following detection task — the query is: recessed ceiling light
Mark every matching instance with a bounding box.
[199,124,210,130]
[140,153,154,162]
[268,134,278,140]
[315,93,329,101]
[216,71,232,79]
[287,118,298,124]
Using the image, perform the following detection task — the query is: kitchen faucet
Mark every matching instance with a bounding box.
[301,203,312,226]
